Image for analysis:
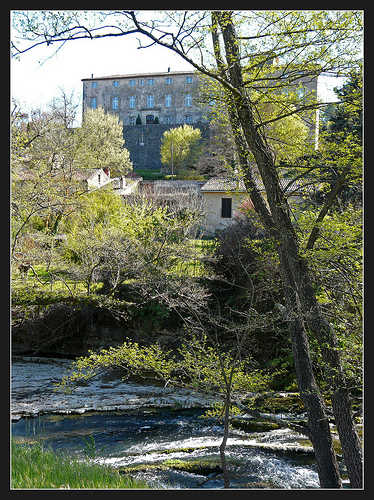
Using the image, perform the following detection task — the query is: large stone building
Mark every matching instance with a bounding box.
[82,70,210,170]
[82,67,318,171]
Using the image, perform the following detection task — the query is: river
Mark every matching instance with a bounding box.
[11,357,347,489]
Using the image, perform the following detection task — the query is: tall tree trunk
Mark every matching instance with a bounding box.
[278,248,342,488]
[213,11,362,488]
[220,392,231,488]
[295,269,363,488]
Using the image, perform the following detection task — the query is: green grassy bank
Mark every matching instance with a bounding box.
[11,442,150,489]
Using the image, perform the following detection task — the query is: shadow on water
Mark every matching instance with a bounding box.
[12,409,324,489]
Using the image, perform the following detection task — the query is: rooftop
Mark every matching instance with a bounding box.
[82,70,196,82]
[200,177,247,193]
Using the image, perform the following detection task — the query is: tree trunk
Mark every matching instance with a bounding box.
[295,273,363,488]
[220,393,231,488]
[277,248,342,488]
[277,222,362,488]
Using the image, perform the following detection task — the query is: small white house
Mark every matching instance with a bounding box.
[201,177,247,234]
[72,168,111,191]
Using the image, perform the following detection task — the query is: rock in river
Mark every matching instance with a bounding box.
[11,356,219,420]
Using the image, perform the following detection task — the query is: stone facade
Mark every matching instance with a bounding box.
[121,122,210,170]
[82,70,209,127]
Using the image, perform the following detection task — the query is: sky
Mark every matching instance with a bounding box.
[11,18,345,126]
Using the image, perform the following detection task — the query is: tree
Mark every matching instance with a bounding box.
[61,188,207,300]
[12,10,363,488]
[75,107,132,178]
[11,100,80,262]
[160,124,201,179]
[59,343,267,488]
[209,12,362,488]
[292,70,363,250]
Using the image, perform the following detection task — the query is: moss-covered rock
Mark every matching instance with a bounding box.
[120,457,223,476]
[243,392,306,415]
[230,418,282,432]
[164,459,223,475]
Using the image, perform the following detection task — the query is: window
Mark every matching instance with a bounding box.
[146,115,154,124]
[112,97,119,109]
[113,80,119,87]
[185,94,192,106]
[165,94,172,107]
[221,198,232,219]
[139,79,145,86]
[186,76,193,83]
[98,174,101,184]
[184,115,192,123]
[129,79,136,86]
[147,95,154,108]
[129,117,136,125]
[91,81,97,88]
[147,79,154,85]
[166,77,173,84]
[129,96,135,108]
[164,116,171,124]
[91,97,98,109]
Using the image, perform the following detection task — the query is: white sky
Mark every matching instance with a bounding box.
[11,22,345,126]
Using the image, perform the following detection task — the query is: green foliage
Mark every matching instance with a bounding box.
[296,204,362,387]
[325,68,362,139]
[130,300,171,332]
[11,441,148,489]
[160,124,201,177]
[318,69,362,204]
[74,107,132,177]
[56,341,176,393]
[60,190,202,295]
[56,337,270,397]
[177,336,270,394]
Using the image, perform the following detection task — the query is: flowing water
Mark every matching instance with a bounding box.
[12,409,323,489]
[11,357,347,489]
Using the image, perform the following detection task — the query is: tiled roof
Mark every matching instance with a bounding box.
[201,176,323,195]
[201,177,247,192]
[71,168,105,180]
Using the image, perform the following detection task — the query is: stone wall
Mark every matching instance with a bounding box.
[123,122,210,170]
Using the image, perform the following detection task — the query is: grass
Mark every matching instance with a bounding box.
[11,441,150,489]
[134,168,207,181]
[133,169,170,180]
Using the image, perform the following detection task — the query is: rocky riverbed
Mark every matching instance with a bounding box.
[11,356,219,421]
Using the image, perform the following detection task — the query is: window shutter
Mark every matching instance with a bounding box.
[221,198,232,218]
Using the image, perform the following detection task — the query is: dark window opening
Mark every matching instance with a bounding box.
[146,114,154,124]
[221,198,232,218]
